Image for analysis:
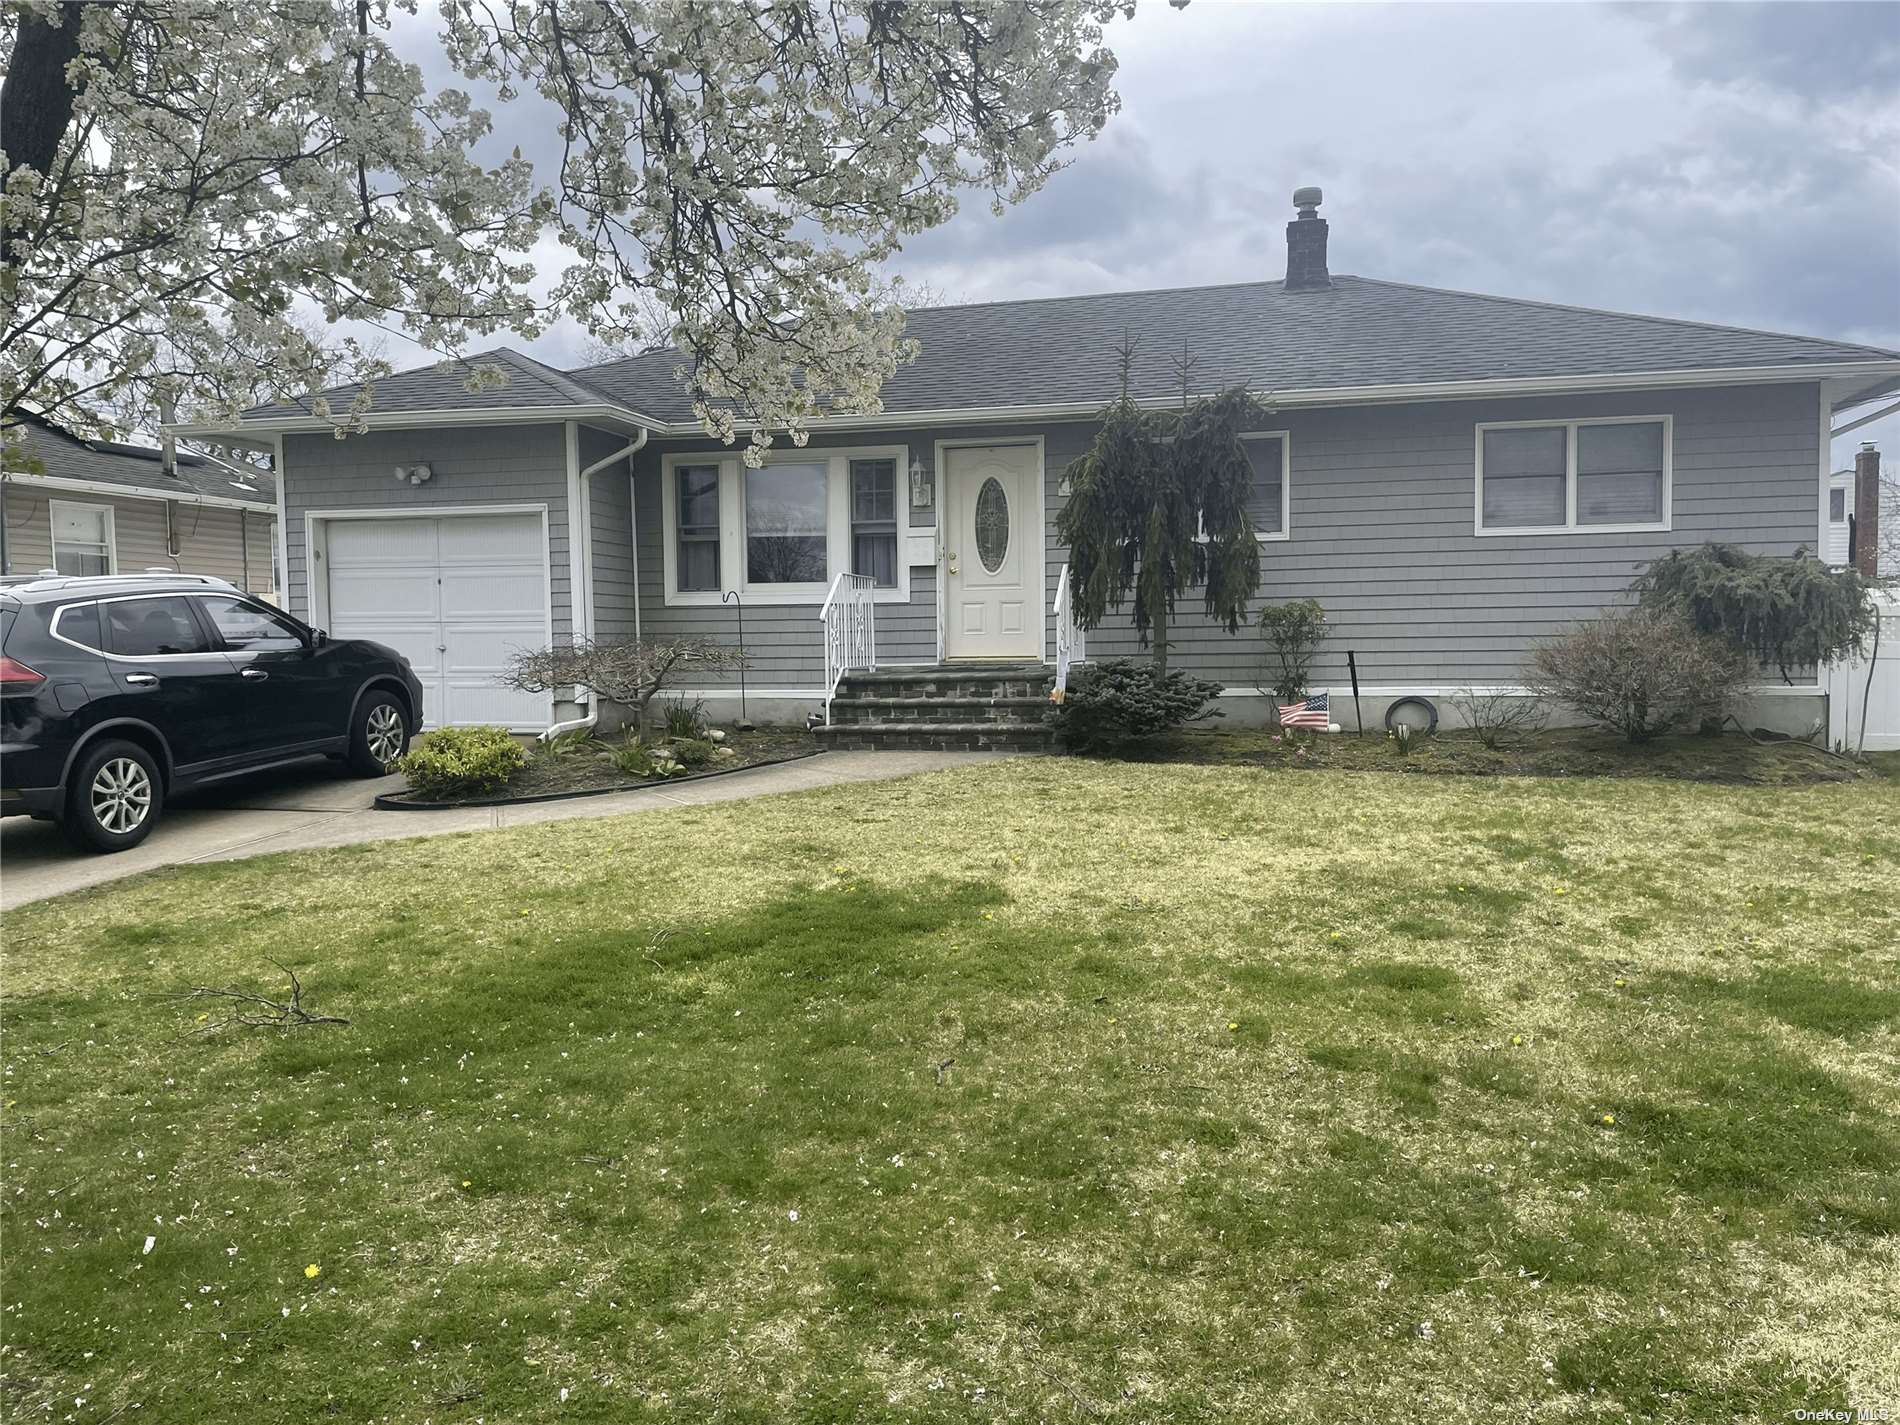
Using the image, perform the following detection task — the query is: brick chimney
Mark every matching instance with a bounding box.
[1853,441,1880,578]
[1284,186,1331,291]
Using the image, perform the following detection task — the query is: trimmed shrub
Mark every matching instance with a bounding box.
[397,726,527,797]
[1053,658,1224,754]
[1527,609,1746,743]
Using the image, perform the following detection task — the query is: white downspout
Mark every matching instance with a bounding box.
[542,427,650,740]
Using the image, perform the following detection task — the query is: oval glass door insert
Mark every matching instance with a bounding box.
[974,477,1009,573]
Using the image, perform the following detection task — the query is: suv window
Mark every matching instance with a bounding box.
[200,596,305,651]
[104,597,212,656]
[53,601,105,651]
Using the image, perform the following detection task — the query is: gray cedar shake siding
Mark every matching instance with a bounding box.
[631,379,1821,696]
[282,423,573,642]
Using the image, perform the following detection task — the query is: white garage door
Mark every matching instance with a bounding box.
[324,513,551,730]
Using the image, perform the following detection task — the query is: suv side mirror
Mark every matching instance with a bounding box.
[313,628,329,648]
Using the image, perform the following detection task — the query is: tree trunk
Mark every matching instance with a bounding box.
[1152,598,1169,677]
[0,3,83,183]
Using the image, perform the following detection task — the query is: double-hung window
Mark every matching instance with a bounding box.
[675,464,721,592]
[850,458,899,586]
[1476,416,1671,534]
[50,500,116,576]
[661,446,910,604]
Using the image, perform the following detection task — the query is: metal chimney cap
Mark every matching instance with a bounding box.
[1293,185,1323,215]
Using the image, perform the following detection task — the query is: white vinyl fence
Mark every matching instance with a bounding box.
[1828,591,1900,753]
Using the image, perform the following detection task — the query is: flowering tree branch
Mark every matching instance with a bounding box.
[3,0,1131,454]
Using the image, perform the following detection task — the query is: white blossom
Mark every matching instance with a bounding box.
[4,1,1129,454]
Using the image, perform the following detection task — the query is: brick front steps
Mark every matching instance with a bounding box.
[812,663,1059,752]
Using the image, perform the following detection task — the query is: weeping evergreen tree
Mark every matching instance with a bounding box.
[1057,339,1266,674]
[1631,543,1876,683]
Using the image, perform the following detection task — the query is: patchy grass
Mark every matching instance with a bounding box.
[1141,725,1873,785]
[3,760,1897,1422]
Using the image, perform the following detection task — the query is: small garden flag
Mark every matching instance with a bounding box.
[1278,692,1330,729]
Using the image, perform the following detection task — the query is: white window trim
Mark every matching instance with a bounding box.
[48,498,118,575]
[1474,414,1673,536]
[659,445,910,606]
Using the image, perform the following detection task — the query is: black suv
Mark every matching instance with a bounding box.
[1,573,423,852]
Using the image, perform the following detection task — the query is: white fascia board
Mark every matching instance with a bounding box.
[167,358,1900,443]
[0,470,277,514]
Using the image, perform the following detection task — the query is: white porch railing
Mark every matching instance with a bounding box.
[1053,562,1085,698]
[820,572,876,723]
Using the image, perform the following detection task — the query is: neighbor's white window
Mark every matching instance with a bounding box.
[49,500,117,575]
[1476,416,1671,534]
[660,446,910,605]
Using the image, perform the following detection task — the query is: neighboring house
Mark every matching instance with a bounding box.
[1825,450,1896,574]
[1826,467,1855,566]
[2,416,279,599]
[175,192,1900,735]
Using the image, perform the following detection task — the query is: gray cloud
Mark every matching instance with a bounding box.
[1629,1,1900,101]
[356,0,1900,471]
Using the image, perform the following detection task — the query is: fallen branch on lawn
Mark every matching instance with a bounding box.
[177,960,350,1033]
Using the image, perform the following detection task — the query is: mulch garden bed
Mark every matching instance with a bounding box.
[379,728,820,808]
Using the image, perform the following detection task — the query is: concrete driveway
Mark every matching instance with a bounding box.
[0,749,1003,911]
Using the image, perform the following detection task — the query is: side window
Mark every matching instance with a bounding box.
[53,602,104,651]
[200,596,305,651]
[104,597,212,657]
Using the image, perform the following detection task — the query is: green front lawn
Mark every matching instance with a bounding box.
[4,761,1896,1421]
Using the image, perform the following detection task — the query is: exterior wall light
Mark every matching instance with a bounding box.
[393,463,434,485]
[909,456,932,510]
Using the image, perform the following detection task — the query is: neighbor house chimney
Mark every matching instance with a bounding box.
[1284,186,1331,291]
[1853,441,1881,578]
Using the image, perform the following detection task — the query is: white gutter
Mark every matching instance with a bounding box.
[166,358,1900,443]
[0,470,276,514]
[169,401,661,440]
[543,427,650,740]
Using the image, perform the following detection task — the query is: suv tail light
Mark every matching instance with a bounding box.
[0,656,45,689]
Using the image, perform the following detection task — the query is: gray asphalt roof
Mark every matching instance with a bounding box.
[5,416,278,508]
[245,274,1900,426]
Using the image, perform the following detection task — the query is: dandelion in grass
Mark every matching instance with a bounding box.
[1226,1022,1239,1032]
[305,1264,322,1278]
[1600,1114,1615,1127]
[1509,1034,1524,1047]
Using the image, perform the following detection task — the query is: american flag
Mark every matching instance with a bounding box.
[1278,692,1330,729]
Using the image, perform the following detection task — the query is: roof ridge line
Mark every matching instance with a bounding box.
[1348,276,1900,361]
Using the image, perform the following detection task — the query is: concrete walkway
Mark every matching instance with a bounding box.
[0,750,1004,911]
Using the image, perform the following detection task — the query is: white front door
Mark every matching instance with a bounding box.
[942,443,1042,661]
[322,512,551,730]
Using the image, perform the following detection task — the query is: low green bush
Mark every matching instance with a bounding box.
[397,726,528,797]
[670,737,717,768]
[1053,658,1224,755]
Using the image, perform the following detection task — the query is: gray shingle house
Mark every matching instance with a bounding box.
[2,416,278,598]
[174,195,1900,736]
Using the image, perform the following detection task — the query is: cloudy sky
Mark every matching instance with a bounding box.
[390,0,1900,468]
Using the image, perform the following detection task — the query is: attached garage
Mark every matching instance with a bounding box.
[312,508,553,731]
